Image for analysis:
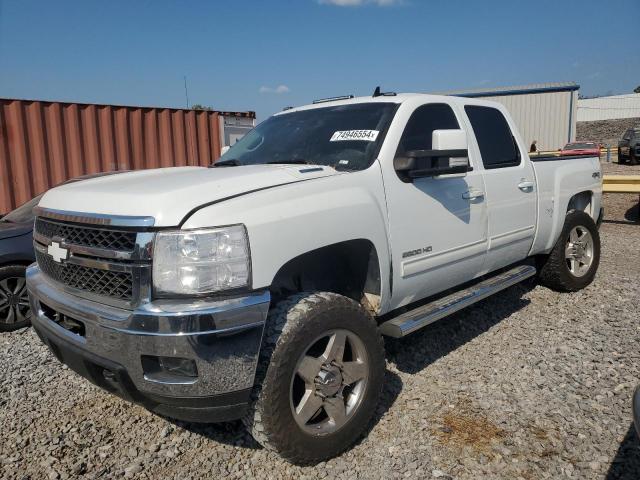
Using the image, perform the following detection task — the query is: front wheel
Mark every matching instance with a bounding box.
[538,210,600,292]
[243,292,385,464]
[0,265,32,332]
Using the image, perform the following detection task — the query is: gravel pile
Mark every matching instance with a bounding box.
[577,118,640,147]
[2,164,640,479]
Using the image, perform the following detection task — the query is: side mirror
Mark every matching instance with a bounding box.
[220,145,231,155]
[394,129,470,180]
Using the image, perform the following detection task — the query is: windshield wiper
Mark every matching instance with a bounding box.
[267,159,312,165]
[210,159,241,167]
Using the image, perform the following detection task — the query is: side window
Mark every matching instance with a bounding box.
[397,103,460,154]
[623,130,631,140]
[465,106,520,169]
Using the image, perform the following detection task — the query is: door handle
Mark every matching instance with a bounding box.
[518,180,535,192]
[462,189,484,200]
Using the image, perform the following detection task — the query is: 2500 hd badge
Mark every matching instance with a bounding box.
[402,246,433,258]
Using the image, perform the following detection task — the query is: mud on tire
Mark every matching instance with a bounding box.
[243,292,385,465]
[538,210,600,292]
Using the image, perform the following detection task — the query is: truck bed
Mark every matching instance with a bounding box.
[529,154,602,255]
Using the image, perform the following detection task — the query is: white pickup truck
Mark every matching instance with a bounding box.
[27,91,603,464]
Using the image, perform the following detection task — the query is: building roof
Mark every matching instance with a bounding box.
[435,82,580,98]
[0,97,256,118]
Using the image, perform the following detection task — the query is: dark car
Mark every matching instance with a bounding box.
[634,386,640,439]
[0,172,125,332]
[618,128,640,165]
[0,195,42,331]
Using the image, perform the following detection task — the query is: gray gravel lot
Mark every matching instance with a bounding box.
[1,161,639,480]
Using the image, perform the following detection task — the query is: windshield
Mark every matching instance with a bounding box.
[1,194,42,223]
[216,103,398,171]
[564,143,597,149]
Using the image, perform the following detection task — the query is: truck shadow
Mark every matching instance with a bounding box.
[605,423,640,480]
[385,280,534,375]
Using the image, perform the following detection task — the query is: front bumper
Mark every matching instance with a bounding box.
[26,265,270,422]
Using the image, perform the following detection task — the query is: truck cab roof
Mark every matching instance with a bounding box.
[276,93,501,116]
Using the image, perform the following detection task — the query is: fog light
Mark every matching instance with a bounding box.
[158,356,198,377]
[141,355,198,380]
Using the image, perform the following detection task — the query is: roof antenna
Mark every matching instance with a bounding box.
[372,86,396,97]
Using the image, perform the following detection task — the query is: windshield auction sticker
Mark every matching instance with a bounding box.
[330,130,379,142]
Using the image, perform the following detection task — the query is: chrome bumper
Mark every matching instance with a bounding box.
[26,265,269,421]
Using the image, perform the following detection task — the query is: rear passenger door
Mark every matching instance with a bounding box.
[464,105,536,273]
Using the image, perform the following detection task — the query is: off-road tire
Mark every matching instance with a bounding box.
[538,210,600,292]
[618,148,626,164]
[0,265,32,332]
[243,292,385,464]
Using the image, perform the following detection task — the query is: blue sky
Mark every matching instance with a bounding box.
[1,0,638,120]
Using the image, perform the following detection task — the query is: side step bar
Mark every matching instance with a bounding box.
[379,265,536,338]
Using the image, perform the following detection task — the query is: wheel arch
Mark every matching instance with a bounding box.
[566,190,595,218]
[0,258,35,269]
[269,239,382,314]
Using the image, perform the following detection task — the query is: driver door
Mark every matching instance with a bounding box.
[383,103,488,310]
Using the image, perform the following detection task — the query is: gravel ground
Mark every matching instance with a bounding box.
[2,162,639,480]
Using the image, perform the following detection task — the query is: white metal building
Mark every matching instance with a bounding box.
[577,93,640,122]
[439,82,580,151]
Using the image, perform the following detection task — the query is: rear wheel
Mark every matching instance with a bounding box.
[538,210,600,292]
[244,292,385,464]
[0,265,32,332]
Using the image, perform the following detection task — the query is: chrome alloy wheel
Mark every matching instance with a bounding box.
[0,277,31,326]
[290,329,369,436]
[565,226,594,277]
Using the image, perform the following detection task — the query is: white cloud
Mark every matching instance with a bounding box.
[259,84,290,94]
[318,0,402,6]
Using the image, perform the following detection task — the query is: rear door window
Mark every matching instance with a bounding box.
[465,106,520,169]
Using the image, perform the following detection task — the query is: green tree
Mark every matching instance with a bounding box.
[634,86,640,94]
[191,104,213,111]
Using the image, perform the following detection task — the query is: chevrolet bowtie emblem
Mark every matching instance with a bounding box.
[47,241,69,263]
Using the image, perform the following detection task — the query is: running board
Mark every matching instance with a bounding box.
[379,265,536,338]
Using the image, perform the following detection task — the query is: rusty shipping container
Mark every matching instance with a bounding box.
[0,98,256,213]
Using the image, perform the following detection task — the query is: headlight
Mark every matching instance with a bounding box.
[153,225,250,296]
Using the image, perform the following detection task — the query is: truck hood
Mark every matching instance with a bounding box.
[38,165,339,227]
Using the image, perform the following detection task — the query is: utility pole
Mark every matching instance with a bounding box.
[183,76,190,109]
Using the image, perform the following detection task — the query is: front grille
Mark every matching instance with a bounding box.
[36,250,133,300]
[35,218,136,252]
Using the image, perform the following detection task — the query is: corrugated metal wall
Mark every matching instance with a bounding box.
[477,90,577,151]
[577,93,640,122]
[0,98,225,213]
